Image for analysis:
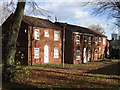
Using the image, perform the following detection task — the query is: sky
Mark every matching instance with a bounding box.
[1,0,119,40]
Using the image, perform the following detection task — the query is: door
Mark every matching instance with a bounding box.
[83,48,87,63]
[44,45,49,63]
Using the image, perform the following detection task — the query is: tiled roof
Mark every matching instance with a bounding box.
[2,13,107,37]
[55,22,107,37]
[23,15,63,30]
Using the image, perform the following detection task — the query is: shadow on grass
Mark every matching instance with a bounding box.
[87,62,120,76]
[2,81,40,90]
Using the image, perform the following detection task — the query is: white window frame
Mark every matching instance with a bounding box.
[95,37,98,45]
[54,48,59,58]
[76,50,80,60]
[76,35,80,44]
[99,37,101,42]
[44,30,49,37]
[84,36,87,43]
[102,49,105,54]
[103,38,106,45]
[34,29,40,40]
[34,48,40,59]
[54,31,59,41]
[95,49,98,55]
[88,36,91,44]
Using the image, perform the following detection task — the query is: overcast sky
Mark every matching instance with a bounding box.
[1,0,119,39]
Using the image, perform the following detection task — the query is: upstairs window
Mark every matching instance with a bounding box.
[84,36,87,43]
[44,30,49,37]
[34,48,40,59]
[95,37,98,45]
[103,38,106,45]
[88,36,91,44]
[76,35,80,44]
[76,50,80,60]
[54,48,59,58]
[54,31,59,41]
[99,37,101,42]
[34,29,40,40]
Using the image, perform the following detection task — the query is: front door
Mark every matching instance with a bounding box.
[44,45,49,63]
[83,48,87,63]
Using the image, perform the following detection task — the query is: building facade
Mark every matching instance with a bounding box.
[2,14,108,65]
[55,22,107,64]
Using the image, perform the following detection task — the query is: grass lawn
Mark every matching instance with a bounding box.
[2,60,120,89]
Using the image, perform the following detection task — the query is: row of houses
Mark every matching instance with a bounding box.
[2,14,108,65]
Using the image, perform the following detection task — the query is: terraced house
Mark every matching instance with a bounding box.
[55,22,107,64]
[2,14,107,65]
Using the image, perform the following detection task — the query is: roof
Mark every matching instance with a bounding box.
[55,22,107,37]
[2,13,107,37]
[2,13,63,30]
[23,15,63,30]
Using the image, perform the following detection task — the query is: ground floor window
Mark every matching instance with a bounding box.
[76,50,80,60]
[54,48,59,58]
[95,48,98,55]
[34,48,40,59]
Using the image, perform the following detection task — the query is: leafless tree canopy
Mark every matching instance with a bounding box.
[83,0,120,27]
[89,24,105,34]
[92,0,120,18]
[1,0,54,24]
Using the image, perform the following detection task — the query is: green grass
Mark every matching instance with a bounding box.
[3,60,120,89]
[17,59,117,71]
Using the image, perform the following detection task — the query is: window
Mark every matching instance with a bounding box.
[99,37,101,42]
[34,29,40,40]
[88,36,91,44]
[34,48,40,59]
[44,30,49,37]
[88,49,91,54]
[95,37,98,45]
[54,31,59,41]
[95,49,98,55]
[54,48,59,58]
[84,36,87,43]
[99,47,101,51]
[76,50,80,60]
[76,35,80,44]
[102,49,105,54]
[25,29,27,33]
[103,38,106,45]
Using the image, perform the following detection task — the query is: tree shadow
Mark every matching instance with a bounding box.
[2,81,40,90]
[87,62,120,76]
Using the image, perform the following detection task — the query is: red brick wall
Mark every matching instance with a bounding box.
[73,34,107,64]
[28,26,62,65]
[73,33,83,64]
[92,37,107,61]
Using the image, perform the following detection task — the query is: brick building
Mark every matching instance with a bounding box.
[2,14,107,65]
[2,14,63,65]
[55,22,107,64]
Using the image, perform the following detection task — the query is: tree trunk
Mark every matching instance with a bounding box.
[5,0,26,66]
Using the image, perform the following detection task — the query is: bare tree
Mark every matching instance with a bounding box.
[2,0,26,81]
[89,24,105,34]
[2,0,54,81]
[92,0,120,18]
[83,0,120,27]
